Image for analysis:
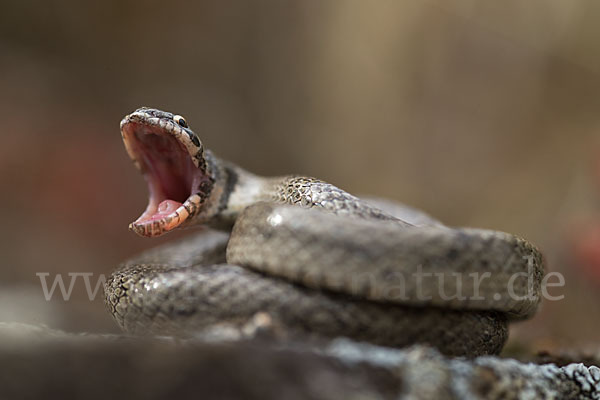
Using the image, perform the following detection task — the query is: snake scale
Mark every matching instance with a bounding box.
[105,107,545,357]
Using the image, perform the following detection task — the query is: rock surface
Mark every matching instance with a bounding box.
[1,323,599,400]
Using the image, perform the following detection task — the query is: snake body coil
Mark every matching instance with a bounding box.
[105,108,544,356]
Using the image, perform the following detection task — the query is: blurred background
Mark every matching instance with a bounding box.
[1,0,599,352]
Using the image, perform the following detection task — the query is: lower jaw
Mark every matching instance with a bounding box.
[130,200,190,237]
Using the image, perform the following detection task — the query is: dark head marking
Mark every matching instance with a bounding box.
[186,129,201,147]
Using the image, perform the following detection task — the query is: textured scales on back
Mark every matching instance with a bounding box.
[273,176,411,223]
[108,107,545,358]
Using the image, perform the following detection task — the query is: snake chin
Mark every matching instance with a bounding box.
[121,115,206,236]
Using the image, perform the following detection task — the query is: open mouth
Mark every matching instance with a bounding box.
[121,111,206,237]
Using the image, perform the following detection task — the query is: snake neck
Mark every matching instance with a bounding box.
[120,107,406,237]
[196,151,283,228]
[200,150,413,230]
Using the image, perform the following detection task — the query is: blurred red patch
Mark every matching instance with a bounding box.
[570,220,600,285]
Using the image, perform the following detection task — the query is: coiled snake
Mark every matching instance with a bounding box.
[105,107,544,357]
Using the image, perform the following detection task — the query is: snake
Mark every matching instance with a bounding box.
[104,107,545,357]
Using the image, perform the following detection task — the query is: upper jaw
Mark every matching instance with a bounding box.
[120,109,203,169]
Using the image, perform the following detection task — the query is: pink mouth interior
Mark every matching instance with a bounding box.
[127,123,198,224]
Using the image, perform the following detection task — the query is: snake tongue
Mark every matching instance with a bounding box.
[145,200,183,222]
[158,199,182,213]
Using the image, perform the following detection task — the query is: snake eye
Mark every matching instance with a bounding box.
[173,115,188,128]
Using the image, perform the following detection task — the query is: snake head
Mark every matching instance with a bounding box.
[120,107,214,237]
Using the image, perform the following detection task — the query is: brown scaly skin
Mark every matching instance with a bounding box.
[110,107,544,357]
